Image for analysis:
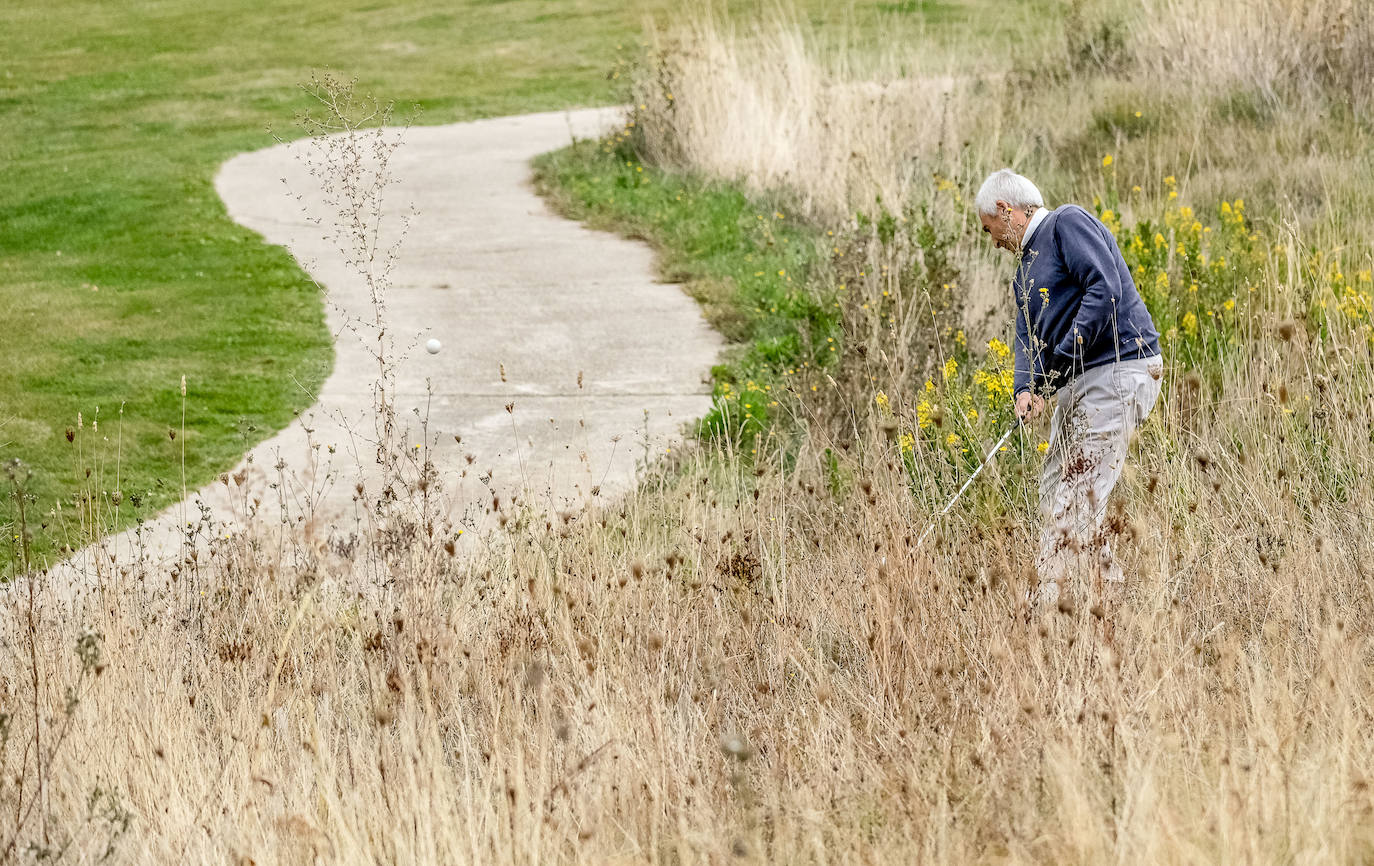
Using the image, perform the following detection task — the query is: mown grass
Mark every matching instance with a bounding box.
[1,0,1013,570]
[2,0,653,568]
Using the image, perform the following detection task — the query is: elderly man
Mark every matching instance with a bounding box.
[975,168,1163,610]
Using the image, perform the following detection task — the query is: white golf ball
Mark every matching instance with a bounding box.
[426,338,442,355]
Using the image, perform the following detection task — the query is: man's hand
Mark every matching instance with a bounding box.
[1015,390,1046,422]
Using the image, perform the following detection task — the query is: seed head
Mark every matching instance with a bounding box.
[721,734,752,761]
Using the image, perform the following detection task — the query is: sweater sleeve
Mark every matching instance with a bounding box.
[1013,276,1033,397]
[1053,207,1125,362]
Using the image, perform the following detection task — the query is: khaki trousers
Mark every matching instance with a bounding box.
[1033,354,1163,607]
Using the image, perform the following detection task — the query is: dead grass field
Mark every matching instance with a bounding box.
[4,0,1374,862]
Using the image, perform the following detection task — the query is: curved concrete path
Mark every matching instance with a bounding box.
[52,107,723,579]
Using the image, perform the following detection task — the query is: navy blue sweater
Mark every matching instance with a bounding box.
[1012,205,1161,397]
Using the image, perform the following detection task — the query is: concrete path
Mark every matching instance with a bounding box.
[54,107,723,579]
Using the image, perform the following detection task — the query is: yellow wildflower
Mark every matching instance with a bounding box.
[899,433,915,455]
[973,368,1015,402]
[916,399,934,430]
[1181,311,1199,338]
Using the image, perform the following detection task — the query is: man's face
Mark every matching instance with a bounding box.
[979,200,1026,253]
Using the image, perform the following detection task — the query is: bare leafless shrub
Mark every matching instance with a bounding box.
[283,71,420,493]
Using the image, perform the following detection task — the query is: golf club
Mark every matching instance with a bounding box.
[915,418,1023,549]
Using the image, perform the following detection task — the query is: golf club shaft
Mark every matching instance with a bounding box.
[916,420,1021,547]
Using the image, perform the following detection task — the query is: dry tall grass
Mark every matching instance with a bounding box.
[629,0,1374,239]
[631,11,975,225]
[1137,0,1374,114]
[3,261,1372,860]
[6,2,1374,863]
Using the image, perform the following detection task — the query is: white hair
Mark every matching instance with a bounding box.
[974,169,1044,216]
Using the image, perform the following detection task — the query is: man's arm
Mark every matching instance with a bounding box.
[1011,269,1050,420]
[1053,207,1126,361]
[1013,271,1034,399]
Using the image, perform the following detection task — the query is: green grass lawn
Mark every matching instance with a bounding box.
[0,0,1037,570]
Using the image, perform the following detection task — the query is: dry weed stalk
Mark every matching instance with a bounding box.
[286,71,420,488]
